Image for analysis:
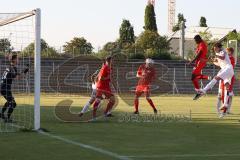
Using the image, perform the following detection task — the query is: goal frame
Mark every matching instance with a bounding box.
[0,9,41,130]
[34,8,41,131]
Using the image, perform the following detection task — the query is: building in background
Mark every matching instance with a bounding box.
[168,26,235,59]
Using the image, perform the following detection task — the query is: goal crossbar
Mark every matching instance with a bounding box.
[0,11,35,27]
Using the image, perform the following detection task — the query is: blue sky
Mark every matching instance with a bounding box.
[0,0,239,50]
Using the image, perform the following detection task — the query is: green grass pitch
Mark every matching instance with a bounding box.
[0,95,240,160]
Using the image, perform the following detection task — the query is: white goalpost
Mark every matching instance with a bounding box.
[34,9,41,131]
[0,9,41,132]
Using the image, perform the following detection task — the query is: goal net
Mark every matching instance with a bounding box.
[0,9,41,132]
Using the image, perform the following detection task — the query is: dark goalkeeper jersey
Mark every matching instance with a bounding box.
[1,65,18,90]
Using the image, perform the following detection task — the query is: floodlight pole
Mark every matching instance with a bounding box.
[34,8,41,130]
[179,21,185,59]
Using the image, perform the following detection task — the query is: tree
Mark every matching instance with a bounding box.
[199,17,207,27]
[102,42,120,53]
[21,39,59,58]
[41,47,59,58]
[136,30,169,51]
[172,13,186,32]
[135,30,171,59]
[226,30,240,50]
[227,30,240,41]
[119,19,135,45]
[63,37,93,55]
[199,31,218,58]
[199,31,213,42]
[0,38,13,55]
[96,41,121,58]
[144,3,157,32]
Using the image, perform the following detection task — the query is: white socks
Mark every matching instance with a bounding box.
[223,91,230,108]
[81,102,90,113]
[228,96,233,113]
[217,97,221,113]
[203,79,218,93]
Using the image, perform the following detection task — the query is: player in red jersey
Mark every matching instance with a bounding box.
[189,35,211,100]
[92,56,115,120]
[217,47,235,115]
[134,58,157,114]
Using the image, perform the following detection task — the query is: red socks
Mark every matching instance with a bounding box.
[147,98,156,110]
[134,98,156,112]
[192,75,209,90]
[93,100,100,118]
[134,98,139,112]
[192,78,200,90]
[104,101,114,114]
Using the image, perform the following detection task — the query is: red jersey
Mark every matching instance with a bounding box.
[195,41,208,64]
[96,63,111,90]
[137,64,156,86]
[229,55,235,69]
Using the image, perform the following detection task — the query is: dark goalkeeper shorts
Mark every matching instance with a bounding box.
[1,89,14,102]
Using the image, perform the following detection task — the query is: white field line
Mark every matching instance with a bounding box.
[38,130,132,160]
[124,153,240,159]
[4,124,131,160]
[9,125,240,160]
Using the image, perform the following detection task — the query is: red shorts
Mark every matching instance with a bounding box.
[192,61,206,75]
[135,85,150,97]
[96,88,113,99]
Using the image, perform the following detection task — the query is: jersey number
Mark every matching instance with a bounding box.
[2,71,8,80]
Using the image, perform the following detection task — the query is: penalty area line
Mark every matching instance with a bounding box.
[38,130,131,160]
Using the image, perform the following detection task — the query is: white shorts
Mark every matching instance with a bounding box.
[217,66,234,85]
[89,89,97,102]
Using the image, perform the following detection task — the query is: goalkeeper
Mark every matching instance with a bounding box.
[0,54,29,123]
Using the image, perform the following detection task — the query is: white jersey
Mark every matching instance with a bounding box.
[92,83,96,90]
[216,50,232,69]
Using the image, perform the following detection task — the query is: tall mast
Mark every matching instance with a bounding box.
[168,0,176,33]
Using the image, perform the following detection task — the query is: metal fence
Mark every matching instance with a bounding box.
[0,58,239,95]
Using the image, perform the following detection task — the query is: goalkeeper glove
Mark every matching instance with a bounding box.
[23,68,29,74]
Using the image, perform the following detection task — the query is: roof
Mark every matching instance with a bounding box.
[168,26,235,41]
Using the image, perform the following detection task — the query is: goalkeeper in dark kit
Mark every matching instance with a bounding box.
[0,54,29,123]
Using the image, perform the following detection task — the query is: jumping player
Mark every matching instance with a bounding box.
[134,58,157,114]
[92,56,115,120]
[216,47,235,114]
[0,54,29,122]
[194,43,234,118]
[189,35,210,100]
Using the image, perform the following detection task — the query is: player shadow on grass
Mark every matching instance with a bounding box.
[54,98,119,122]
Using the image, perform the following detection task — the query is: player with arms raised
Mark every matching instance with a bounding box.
[0,54,29,122]
[189,35,211,100]
[194,43,234,118]
[134,58,157,114]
